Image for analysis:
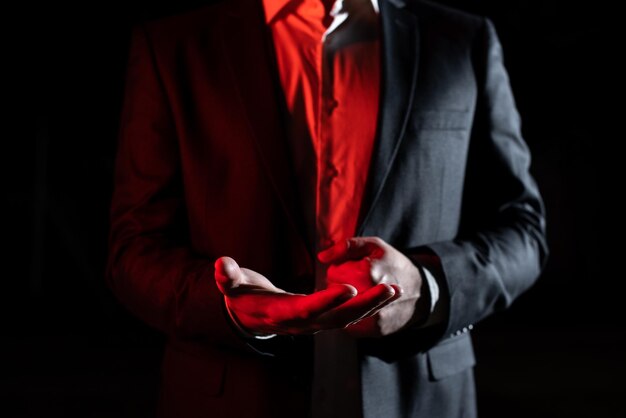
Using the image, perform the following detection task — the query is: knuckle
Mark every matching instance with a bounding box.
[371,236,384,245]
[369,264,381,280]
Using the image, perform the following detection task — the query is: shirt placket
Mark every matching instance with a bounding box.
[311,5,368,418]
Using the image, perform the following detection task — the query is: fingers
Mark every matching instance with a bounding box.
[214,256,245,296]
[317,283,397,328]
[357,284,403,319]
[318,237,384,264]
[214,255,404,335]
[389,284,403,298]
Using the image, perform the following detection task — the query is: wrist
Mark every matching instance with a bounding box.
[409,262,433,327]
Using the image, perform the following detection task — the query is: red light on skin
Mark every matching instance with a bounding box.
[214,256,398,336]
[326,258,372,293]
[319,238,393,294]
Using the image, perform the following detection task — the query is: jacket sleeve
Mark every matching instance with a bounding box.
[106,25,250,350]
[411,17,549,339]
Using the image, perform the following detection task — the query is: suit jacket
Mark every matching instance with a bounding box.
[106,0,548,416]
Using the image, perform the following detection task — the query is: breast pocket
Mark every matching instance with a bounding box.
[410,109,473,132]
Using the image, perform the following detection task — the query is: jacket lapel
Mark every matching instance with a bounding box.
[220,0,314,267]
[357,0,420,235]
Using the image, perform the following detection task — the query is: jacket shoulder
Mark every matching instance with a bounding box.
[134,1,230,47]
[398,0,487,40]
[390,0,491,53]
[410,0,484,26]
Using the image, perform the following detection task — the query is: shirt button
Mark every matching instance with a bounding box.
[325,98,338,114]
[326,163,338,178]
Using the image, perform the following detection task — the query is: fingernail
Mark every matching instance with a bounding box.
[345,284,358,294]
[391,284,403,297]
[381,283,395,296]
[336,285,357,300]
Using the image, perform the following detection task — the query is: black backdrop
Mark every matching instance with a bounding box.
[4,1,623,417]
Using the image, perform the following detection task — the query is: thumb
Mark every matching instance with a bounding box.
[318,239,351,264]
[214,256,245,295]
[318,238,375,264]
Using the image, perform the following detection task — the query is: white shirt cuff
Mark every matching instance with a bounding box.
[422,266,440,313]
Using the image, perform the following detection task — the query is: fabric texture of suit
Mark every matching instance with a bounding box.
[106,0,548,416]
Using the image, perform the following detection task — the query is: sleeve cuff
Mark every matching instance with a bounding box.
[412,263,448,328]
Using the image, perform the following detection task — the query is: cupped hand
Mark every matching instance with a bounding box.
[214,256,399,336]
[318,236,427,337]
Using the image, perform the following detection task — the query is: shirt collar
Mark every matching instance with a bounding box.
[262,0,291,24]
[262,0,379,24]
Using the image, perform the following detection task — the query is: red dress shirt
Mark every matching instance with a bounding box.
[263,0,381,255]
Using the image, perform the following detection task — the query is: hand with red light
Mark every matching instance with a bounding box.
[318,237,429,338]
[214,256,400,336]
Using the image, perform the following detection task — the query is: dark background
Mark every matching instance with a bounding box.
[4,0,622,417]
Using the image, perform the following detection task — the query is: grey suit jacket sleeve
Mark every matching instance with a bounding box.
[411,17,548,339]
